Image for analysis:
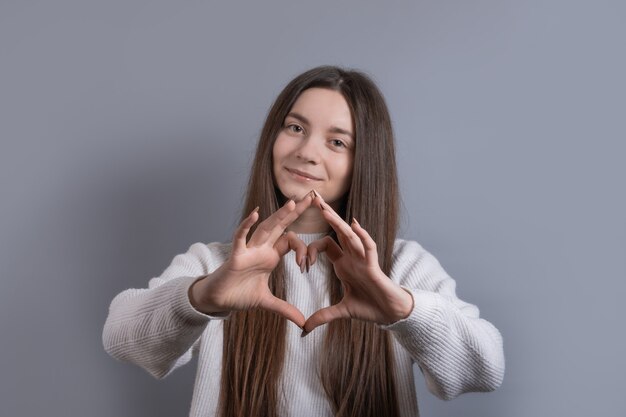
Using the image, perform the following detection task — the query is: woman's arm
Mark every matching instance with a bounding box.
[303,193,504,399]
[103,195,316,379]
[382,239,505,400]
[102,242,230,379]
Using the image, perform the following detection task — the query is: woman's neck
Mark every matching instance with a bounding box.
[286,206,331,234]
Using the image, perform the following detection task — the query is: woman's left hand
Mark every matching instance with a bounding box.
[303,194,414,335]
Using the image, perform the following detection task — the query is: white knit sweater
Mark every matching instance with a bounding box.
[103,233,504,416]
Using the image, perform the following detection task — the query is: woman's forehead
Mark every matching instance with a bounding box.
[289,88,353,133]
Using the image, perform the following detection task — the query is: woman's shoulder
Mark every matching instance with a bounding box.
[159,241,232,280]
[392,238,428,260]
[388,235,464,299]
[188,240,232,255]
[390,238,451,283]
[185,241,232,265]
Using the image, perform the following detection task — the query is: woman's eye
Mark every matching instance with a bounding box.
[287,124,303,133]
[330,139,346,148]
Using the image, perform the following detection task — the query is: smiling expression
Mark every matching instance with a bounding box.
[272,88,355,208]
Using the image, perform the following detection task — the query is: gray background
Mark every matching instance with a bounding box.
[1,1,624,416]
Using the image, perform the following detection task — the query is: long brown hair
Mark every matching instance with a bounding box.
[218,66,400,417]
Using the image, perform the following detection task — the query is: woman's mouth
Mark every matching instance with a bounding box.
[285,167,322,182]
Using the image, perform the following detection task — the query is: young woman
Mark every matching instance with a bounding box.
[103,66,505,417]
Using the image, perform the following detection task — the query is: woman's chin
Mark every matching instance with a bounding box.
[277,183,318,201]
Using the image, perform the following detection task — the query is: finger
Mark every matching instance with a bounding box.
[274,231,307,266]
[296,190,315,215]
[351,218,377,261]
[248,199,296,246]
[303,303,349,334]
[312,194,356,241]
[265,191,316,244]
[233,207,259,252]
[260,294,306,328]
[312,193,344,224]
[250,193,316,247]
[307,235,343,264]
[315,201,364,257]
[340,222,366,258]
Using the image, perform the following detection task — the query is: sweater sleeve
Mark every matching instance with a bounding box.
[380,240,505,400]
[102,242,231,379]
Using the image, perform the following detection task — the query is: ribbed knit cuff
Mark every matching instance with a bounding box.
[172,276,231,323]
[379,287,444,337]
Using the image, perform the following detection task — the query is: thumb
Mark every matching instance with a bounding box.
[259,294,306,329]
[302,302,349,335]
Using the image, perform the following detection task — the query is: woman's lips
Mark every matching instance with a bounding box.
[285,167,322,181]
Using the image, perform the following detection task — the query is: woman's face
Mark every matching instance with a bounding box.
[272,88,355,207]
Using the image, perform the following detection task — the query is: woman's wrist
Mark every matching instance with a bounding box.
[397,287,414,320]
[188,272,228,315]
[385,286,414,324]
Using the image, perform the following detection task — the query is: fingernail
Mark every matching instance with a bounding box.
[301,329,309,337]
[352,217,359,226]
[305,256,310,273]
[300,258,305,274]
[319,203,325,211]
[252,206,260,214]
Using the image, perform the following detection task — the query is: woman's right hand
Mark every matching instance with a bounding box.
[189,194,313,328]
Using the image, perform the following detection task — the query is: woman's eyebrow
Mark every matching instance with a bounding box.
[286,112,310,125]
[287,112,354,139]
[329,126,354,140]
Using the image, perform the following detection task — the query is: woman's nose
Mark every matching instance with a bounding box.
[295,137,321,164]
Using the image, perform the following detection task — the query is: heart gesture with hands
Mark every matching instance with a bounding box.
[189,190,414,334]
[303,193,414,335]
